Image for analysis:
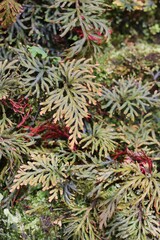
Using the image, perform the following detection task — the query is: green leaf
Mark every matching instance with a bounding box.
[27,46,48,59]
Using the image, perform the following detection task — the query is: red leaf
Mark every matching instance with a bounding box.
[25,122,69,140]
[113,148,153,174]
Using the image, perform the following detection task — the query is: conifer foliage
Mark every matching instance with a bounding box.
[0,0,160,239]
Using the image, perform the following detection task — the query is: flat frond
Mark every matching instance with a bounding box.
[98,162,160,228]
[120,116,160,152]
[17,48,56,98]
[40,59,101,149]
[101,78,160,121]
[0,131,34,179]
[52,0,110,57]
[107,206,160,240]
[64,206,100,240]
[11,151,71,202]
[0,59,20,99]
[80,122,118,157]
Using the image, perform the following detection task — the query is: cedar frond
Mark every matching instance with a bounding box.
[98,163,160,228]
[16,47,56,98]
[11,151,71,202]
[64,206,100,240]
[80,122,118,157]
[0,131,34,178]
[107,205,160,240]
[0,59,20,99]
[52,0,110,57]
[40,58,101,149]
[101,78,160,121]
[120,115,160,152]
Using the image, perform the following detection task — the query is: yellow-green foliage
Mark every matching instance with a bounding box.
[0,0,160,239]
